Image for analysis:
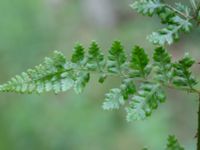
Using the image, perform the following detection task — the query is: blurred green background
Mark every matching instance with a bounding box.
[0,0,199,149]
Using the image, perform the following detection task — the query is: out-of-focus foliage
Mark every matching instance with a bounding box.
[0,44,197,124]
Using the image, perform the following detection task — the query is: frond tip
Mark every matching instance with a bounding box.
[0,51,75,94]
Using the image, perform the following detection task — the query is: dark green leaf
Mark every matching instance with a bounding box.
[129,46,150,78]
[102,88,125,110]
[120,79,136,100]
[131,0,164,16]
[107,41,127,74]
[173,53,197,88]
[165,135,184,150]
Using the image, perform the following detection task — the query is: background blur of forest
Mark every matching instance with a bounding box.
[0,0,199,149]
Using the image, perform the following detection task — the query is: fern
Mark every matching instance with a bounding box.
[129,46,151,78]
[120,78,136,100]
[107,41,127,74]
[87,41,105,72]
[165,135,184,150]
[102,88,125,110]
[1,0,200,149]
[173,53,197,88]
[126,82,165,121]
[131,0,164,16]
[153,47,172,83]
[1,43,197,122]
[0,51,74,94]
[142,135,184,150]
[131,0,193,45]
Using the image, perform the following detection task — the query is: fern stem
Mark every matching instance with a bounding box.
[197,94,200,150]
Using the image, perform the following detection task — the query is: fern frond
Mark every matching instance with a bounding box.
[71,44,85,64]
[102,88,125,110]
[107,41,127,74]
[102,79,136,110]
[129,46,151,78]
[0,51,74,94]
[74,72,90,94]
[126,82,166,121]
[175,2,191,17]
[165,135,184,150]
[153,47,172,83]
[148,16,192,45]
[173,53,197,88]
[131,0,193,45]
[141,135,184,150]
[120,79,136,100]
[0,42,198,122]
[131,0,164,16]
[86,41,105,71]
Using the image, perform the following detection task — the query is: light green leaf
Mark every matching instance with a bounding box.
[71,44,85,64]
[126,82,165,121]
[120,78,136,100]
[0,51,74,94]
[102,88,125,110]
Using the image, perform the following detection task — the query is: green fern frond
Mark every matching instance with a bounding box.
[148,16,192,45]
[141,135,184,150]
[74,72,90,94]
[86,41,105,71]
[153,47,172,83]
[131,0,193,45]
[1,0,200,148]
[126,82,166,121]
[175,2,191,17]
[131,0,164,16]
[71,44,85,64]
[102,79,136,110]
[120,79,136,100]
[102,88,125,110]
[107,41,127,74]
[173,53,197,88]
[0,43,198,122]
[129,46,150,78]
[165,135,184,150]
[0,51,74,94]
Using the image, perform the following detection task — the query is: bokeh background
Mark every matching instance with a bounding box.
[0,0,199,149]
